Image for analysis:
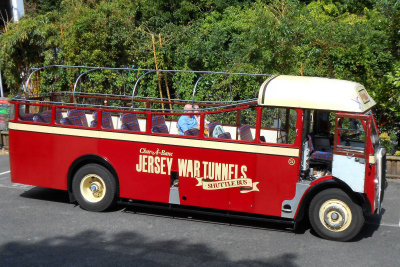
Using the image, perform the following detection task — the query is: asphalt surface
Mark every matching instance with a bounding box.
[0,154,399,266]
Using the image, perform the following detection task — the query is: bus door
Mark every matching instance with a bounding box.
[332,113,370,193]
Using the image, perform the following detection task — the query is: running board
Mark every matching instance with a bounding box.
[119,199,295,229]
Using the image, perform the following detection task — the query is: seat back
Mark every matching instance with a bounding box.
[33,110,51,123]
[239,124,253,141]
[313,135,331,152]
[218,132,231,139]
[19,112,35,122]
[121,113,140,131]
[91,111,114,129]
[207,121,220,136]
[151,115,169,133]
[33,108,62,124]
[61,114,84,126]
[308,135,333,162]
[67,109,88,127]
[184,128,199,136]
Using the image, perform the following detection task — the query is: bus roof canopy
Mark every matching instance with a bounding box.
[257,75,376,113]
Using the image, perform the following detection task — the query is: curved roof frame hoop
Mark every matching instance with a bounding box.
[25,64,142,96]
[191,74,211,104]
[159,70,181,106]
[130,70,181,109]
[24,65,91,95]
[24,65,58,96]
[192,73,235,105]
[72,68,130,102]
[72,68,99,103]
[131,70,156,108]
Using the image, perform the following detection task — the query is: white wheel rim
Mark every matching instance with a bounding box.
[319,199,352,232]
[80,174,106,203]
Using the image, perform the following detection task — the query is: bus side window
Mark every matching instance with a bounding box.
[260,107,297,144]
[336,117,366,152]
[238,108,257,141]
[205,110,237,140]
[19,104,37,122]
[151,115,169,134]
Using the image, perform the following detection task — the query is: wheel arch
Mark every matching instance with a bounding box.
[67,154,119,202]
[295,178,368,223]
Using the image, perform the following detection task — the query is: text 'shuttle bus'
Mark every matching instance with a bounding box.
[9,66,386,241]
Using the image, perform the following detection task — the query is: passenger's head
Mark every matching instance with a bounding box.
[194,104,200,113]
[184,104,193,113]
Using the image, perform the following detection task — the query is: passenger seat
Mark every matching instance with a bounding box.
[121,113,140,131]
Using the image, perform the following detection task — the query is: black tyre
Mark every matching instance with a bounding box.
[72,164,118,212]
[308,188,364,241]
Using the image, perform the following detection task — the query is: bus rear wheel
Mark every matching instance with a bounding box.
[72,164,117,212]
[308,188,364,241]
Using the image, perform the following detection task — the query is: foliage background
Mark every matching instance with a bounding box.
[1,0,399,148]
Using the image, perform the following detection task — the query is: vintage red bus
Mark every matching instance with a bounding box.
[9,66,386,241]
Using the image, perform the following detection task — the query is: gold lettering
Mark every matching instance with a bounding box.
[229,164,234,180]
[136,155,142,172]
[222,164,229,180]
[148,156,154,174]
[154,157,160,174]
[241,165,247,178]
[166,158,173,175]
[202,161,209,178]
[208,162,214,180]
[215,163,221,181]
[160,157,166,175]
[142,155,148,173]
[178,159,188,177]
[186,160,193,178]
[234,165,238,179]
[194,160,201,178]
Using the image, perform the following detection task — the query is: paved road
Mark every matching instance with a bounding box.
[0,154,399,266]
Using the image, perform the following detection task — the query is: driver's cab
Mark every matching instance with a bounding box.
[302,110,375,190]
[332,113,373,192]
[258,75,385,216]
[301,110,335,179]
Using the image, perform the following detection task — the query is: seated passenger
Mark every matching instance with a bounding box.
[194,104,209,135]
[177,104,199,135]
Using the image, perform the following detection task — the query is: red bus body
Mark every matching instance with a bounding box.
[10,106,304,217]
[8,72,386,241]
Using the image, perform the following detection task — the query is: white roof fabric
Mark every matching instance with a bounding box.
[257,75,375,113]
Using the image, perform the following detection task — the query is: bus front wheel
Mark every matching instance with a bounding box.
[72,164,117,212]
[308,188,364,241]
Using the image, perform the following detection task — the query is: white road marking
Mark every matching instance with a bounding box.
[0,170,10,175]
[365,221,400,228]
[380,222,400,228]
[0,183,33,190]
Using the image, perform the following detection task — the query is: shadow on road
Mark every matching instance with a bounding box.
[20,187,70,203]
[18,186,384,243]
[0,230,299,266]
[19,187,296,233]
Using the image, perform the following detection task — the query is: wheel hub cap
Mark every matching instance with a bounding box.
[324,206,346,229]
[319,199,352,232]
[90,182,101,193]
[80,174,106,203]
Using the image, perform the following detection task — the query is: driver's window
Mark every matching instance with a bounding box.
[336,117,366,152]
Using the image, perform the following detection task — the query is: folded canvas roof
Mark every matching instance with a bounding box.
[258,75,375,113]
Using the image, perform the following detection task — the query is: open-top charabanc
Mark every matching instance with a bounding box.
[9,65,386,241]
